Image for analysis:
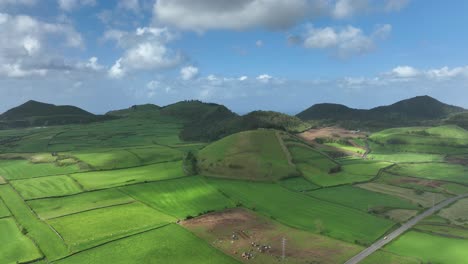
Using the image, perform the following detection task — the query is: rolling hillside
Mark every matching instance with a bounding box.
[297,96,467,129]
[0,100,110,128]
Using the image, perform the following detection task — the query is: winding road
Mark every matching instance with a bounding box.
[344,193,468,264]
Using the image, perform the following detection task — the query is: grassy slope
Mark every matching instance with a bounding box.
[121,176,234,219]
[385,231,468,263]
[28,189,134,220]
[71,161,185,190]
[0,185,68,260]
[198,130,297,181]
[0,159,81,180]
[208,179,394,244]
[0,217,43,263]
[11,175,82,200]
[54,224,239,264]
[308,185,418,212]
[48,202,174,252]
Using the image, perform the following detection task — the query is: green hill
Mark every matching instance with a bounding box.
[106,104,161,118]
[197,129,299,181]
[0,100,110,128]
[297,96,466,130]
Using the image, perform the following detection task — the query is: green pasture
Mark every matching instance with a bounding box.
[308,185,418,212]
[71,161,184,190]
[357,183,448,207]
[28,189,134,220]
[0,185,68,260]
[415,224,468,239]
[11,175,82,200]
[438,198,468,227]
[385,231,468,263]
[0,199,11,218]
[0,217,43,264]
[279,177,320,192]
[208,179,394,244]
[367,152,445,163]
[0,159,81,180]
[121,176,234,219]
[48,202,174,252]
[387,163,468,184]
[54,224,239,264]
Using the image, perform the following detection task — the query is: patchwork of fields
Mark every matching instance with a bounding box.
[1,120,467,264]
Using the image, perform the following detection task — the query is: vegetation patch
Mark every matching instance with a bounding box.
[307,185,418,212]
[198,130,298,181]
[279,177,320,192]
[71,161,184,190]
[0,159,81,180]
[11,175,83,200]
[383,209,418,223]
[48,202,174,252]
[385,231,468,263]
[121,176,234,219]
[438,198,468,227]
[28,189,134,220]
[0,217,43,263]
[183,208,363,264]
[357,183,448,208]
[0,199,11,218]
[387,163,468,184]
[208,179,394,244]
[54,224,239,264]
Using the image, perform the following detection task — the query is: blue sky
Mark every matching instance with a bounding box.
[1,0,468,114]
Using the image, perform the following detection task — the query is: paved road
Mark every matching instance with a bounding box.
[344,193,468,264]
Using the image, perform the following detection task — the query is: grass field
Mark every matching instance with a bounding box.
[11,175,83,200]
[387,163,468,184]
[0,217,43,263]
[368,153,445,163]
[72,145,182,170]
[385,231,468,263]
[54,224,239,264]
[183,208,363,264]
[279,177,320,192]
[357,183,448,207]
[198,130,298,181]
[0,159,81,180]
[415,224,468,239]
[438,198,468,227]
[71,161,185,190]
[0,199,11,218]
[208,179,394,244]
[121,176,234,219]
[28,189,134,220]
[48,202,174,252]
[308,185,418,212]
[0,184,68,260]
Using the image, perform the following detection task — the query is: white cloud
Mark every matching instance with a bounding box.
[0,13,84,78]
[153,0,309,32]
[303,24,391,57]
[239,76,248,81]
[391,66,420,78]
[0,0,36,6]
[256,74,273,83]
[58,0,96,12]
[180,66,199,80]
[118,0,140,13]
[106,27,181,78]
[332,0,369,19]
[426,66,468,80]
[384,0,410,12]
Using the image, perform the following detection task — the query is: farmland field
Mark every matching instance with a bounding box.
[121,176,234,219]
[387,163,468,184]
[11,175,82,200]
[385,231,468,263]
[47,202,174,252]
[0,159,81,180]
[208,179,395,244]
[0,217,43,263]
[0,199,11,218]
[71,161,185,190]
[438,198,468,227]
[54,224,239,264]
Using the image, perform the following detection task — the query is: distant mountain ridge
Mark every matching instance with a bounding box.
[0,100,110,128]
[297,96,467,129]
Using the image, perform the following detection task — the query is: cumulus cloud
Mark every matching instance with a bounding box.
[106,26,181,78]
[390,65,420,78]
[180,66,199,80]
[302,24,391,57]
[0,13,85,78]
[153,0,310,32]
[332,0,369,19]
[256,74,273,83]
[58,0,96,12]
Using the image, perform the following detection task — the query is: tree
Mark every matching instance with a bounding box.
[183,151,198,176]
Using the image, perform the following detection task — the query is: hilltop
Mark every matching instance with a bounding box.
[297,96,467,129]
[0,100,110,128]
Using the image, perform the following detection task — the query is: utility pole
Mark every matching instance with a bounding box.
[282,237,286,261]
